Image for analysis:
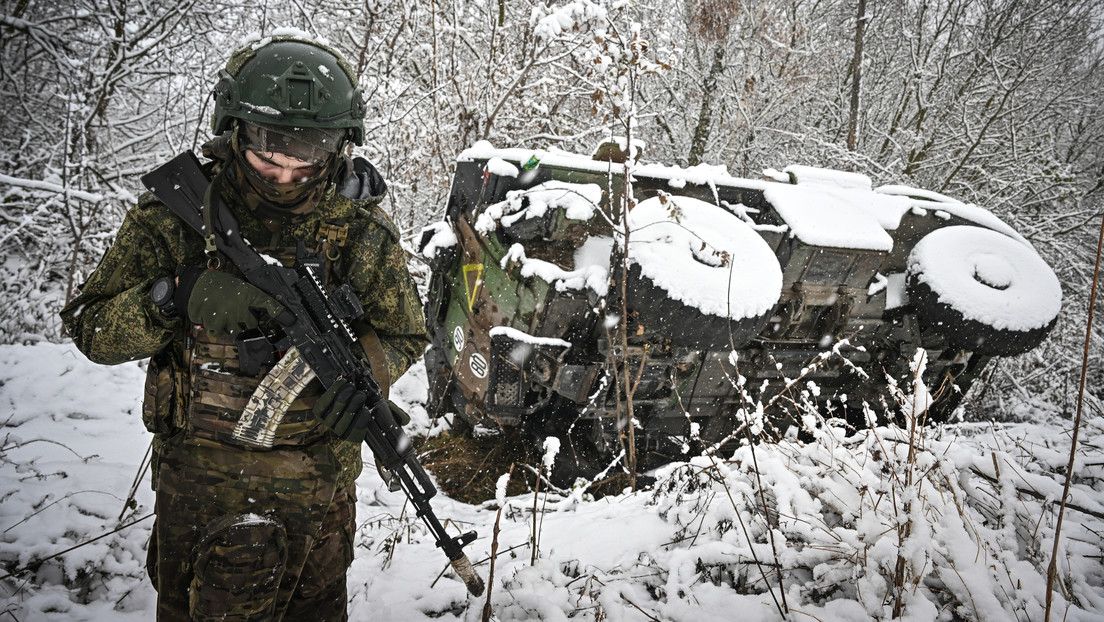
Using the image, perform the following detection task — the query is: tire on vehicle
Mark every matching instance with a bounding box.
[906,225,1061,356]
[624,196,783,350]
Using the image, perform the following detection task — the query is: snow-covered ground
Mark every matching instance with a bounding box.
[2,340,1102,621]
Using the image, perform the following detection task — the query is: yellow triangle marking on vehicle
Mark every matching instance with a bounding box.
[463,263,484,312]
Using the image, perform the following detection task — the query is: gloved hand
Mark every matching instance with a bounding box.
[177,268,285,338]
[312,378,373,443]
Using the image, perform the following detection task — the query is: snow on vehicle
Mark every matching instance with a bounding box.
[418,140,1062,481]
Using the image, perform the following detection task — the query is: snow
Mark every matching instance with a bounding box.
[783,165,873,191]
[486,157,519,178]
[0,173,106,204]
[908,226,1063,331]
[531,1,608,41]
[418,221,457,260]
[884,273,908,309]
[2,341,1102,621]
[460,142,1028,255]
[763,184,894,251]
[497,180,602,228]
[239,27,333,51]
[573,236,614,296]
[488,326,571,349]
[627,196,783,320]
[499,242,609,295]
[240,101,283,117]
[875,184,964,205]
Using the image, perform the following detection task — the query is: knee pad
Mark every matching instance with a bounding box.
[190,513,288,622]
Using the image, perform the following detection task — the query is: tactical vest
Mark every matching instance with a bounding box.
[142,216,390,490]
[185,227,349,450]
[185,247,330,450]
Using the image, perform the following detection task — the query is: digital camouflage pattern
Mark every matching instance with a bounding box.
[61,150,428,620]
[61,153,428,481]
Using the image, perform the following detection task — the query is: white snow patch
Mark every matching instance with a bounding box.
[884,272,908,310]
[1,342,1101,621]
[418,221,457,259]
[908,226,1062,331]
[541,437,561,475]
[764,183,894,251]
[488,325,571,349]
[784,164,873,191]
[500,180,602,227]
[500,241,610,296]
[627,195,782,320]
[486,157,519,178]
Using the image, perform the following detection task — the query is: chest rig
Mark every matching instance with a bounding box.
[184,221,350,450]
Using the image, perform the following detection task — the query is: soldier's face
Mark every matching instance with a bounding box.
[244,149,322,184]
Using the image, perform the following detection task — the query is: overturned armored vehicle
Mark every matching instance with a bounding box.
[419,141,1062,480]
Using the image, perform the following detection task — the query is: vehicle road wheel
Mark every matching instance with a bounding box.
[906,225,1061,356]
[625,196,783,349]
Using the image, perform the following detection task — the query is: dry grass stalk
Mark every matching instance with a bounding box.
[1045,208,1104,620]
[482,465,513,622]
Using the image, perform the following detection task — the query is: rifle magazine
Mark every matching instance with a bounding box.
[234,346,317,448]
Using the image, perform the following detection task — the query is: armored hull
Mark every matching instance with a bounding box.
[420,143,1062,481]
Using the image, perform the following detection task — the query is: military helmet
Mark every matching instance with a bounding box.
[212,35,366,145]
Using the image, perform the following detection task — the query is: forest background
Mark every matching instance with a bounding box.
[2,0,1102,415]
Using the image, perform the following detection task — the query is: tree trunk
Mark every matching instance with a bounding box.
[846,0,868,152]
[688,45,726,167]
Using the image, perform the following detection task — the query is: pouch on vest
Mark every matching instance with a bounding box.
[142,349,180,435]
[234,242,327,376]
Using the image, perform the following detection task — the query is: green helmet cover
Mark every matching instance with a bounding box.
[212,36,366,145]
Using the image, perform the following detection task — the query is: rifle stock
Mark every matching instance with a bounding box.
[141,151,485,597]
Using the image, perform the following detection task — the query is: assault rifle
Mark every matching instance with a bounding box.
[141,151,484,597]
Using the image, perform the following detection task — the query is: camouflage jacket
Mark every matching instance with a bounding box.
[60,155,429,488]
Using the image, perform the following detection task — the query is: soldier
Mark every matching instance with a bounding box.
[60,34,428,621]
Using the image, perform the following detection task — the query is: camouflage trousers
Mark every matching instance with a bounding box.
[147,437,356,621]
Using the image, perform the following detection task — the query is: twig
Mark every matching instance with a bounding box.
[1045,208,1104,621]
[118,440,153,522]
[966,466,1104,521]
[482,465,513,622]
[739,398,790,615]
[0,437,89,459]
[700,452,788,620]
[712,340,791,616]
[531,454,541,566]
[0,513,153,581]
[430,543,528,589]
[4,490,120,534]
[460,445,501,491]
[619,591,662,621]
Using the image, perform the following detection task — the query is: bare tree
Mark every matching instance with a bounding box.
[685,0,740,166]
